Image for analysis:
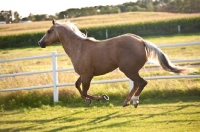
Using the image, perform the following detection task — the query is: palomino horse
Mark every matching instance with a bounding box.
[38,20,192,108]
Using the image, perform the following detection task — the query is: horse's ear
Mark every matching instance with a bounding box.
[52,19,56,25]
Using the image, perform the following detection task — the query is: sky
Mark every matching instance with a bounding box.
[1,0,137,18]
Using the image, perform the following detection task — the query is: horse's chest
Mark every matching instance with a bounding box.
[71,58,89,75]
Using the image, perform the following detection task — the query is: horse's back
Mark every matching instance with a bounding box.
[88,33,146,64]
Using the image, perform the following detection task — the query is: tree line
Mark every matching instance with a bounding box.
[0,0,199,24]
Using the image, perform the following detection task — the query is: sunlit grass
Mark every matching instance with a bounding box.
[144,33,200,44]
[0,101,200,132]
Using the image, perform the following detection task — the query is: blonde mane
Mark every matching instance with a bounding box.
[55,21,96,41]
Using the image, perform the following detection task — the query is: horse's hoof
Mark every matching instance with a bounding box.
[133,100,139,108]
[102,94,109,101]
[133,103,138,108]
[123,103,130,107]
[85,98,92,106]
[123,101,130,107]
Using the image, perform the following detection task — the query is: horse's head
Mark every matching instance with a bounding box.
[38,19,60,48]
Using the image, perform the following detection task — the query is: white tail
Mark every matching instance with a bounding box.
[143,40,194,74]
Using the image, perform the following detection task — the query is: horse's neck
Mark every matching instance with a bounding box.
[57,26,82,58]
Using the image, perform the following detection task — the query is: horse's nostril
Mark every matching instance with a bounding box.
[38,41,41,45]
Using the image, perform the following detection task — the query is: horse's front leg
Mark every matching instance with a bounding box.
[75,76,84,98]
[81,75,109,105]
[75,76,92,105]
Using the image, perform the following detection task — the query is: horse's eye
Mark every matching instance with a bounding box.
[47,30,51,34]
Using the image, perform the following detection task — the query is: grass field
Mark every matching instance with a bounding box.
[0,12,200,36]
[0,100,200,132]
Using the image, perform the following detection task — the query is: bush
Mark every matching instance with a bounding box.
[0,32,44,49]
[82,17,200,39]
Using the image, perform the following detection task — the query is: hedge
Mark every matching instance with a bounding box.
[82,17,200,39]
[0,32,44,49]
[0,17,200,49]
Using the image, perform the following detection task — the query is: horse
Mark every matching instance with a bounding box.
[38,19,193,108]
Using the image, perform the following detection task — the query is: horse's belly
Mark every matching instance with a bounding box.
[93,63,118,76]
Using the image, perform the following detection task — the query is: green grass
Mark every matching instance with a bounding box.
[144,32,200,44]
[0,99,200,132]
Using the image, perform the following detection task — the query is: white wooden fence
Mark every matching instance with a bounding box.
[0,41,200,102]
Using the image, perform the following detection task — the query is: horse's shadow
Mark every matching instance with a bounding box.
[47,111,133,132]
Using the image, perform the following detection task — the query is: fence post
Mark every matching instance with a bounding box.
[178,25,181,33]
[52,51,58,102]
[129,80,134,91]
[106,29,108,38]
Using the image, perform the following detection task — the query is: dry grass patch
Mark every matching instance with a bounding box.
[0,12,200,36]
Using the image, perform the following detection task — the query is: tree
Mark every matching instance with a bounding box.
[183,0,200,13]
[34,14,48,21]
[81,7,98,16]
[66,8,80,18]
[0,10,12,23]
[99,6,111,14]
[48,15,57,20]
[125,6,133,12]
[13,11,20,23]
[146,2,154,11]
[57,11,67,19]
[191,0,200,13]
[100,6,120,14]
[21,17,28,21]
[0,11,5,21]
[132,6,146,11]
[28,13,35,21]
[111,6,121,14]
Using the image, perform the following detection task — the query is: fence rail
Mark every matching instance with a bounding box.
[0,41,200,102]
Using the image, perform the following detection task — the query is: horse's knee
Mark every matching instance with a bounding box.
[143,80,147,87]
[139,79,147,90]
[82,93,87,98]
[133,79,147,97]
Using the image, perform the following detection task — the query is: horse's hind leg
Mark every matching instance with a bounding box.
[123,82,139,107]
[132,77,147,108]
[123,72,147,108]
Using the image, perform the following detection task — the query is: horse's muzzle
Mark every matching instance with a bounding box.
[38,41,46,48]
